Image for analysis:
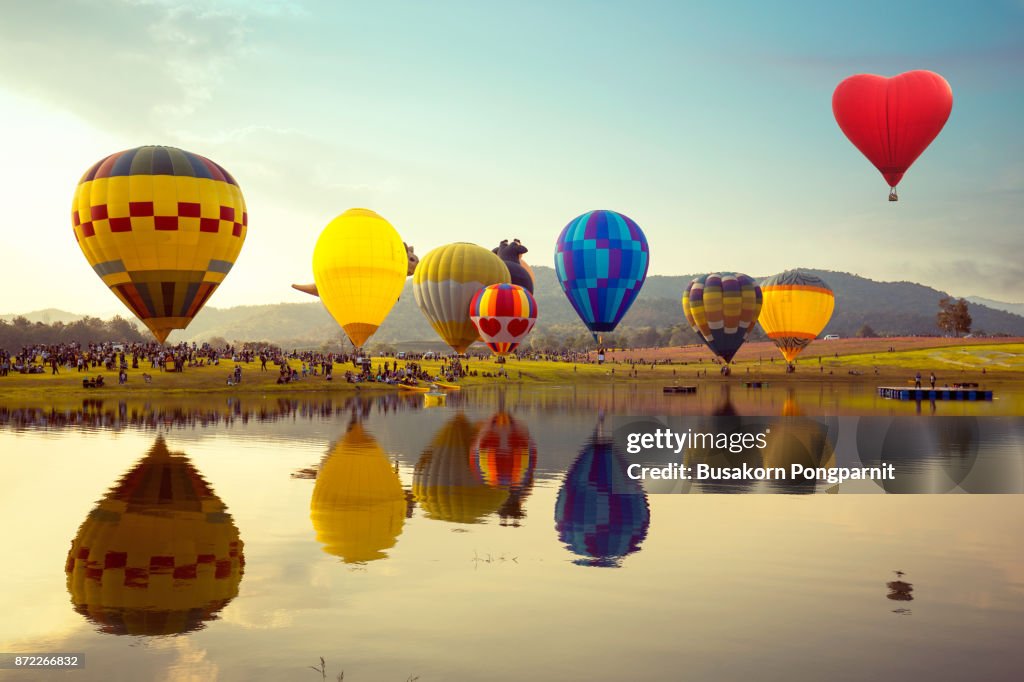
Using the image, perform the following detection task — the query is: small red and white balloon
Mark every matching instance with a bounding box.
[468,283,538,355]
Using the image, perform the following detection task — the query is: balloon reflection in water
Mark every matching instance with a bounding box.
[471,412,538,526]
[555,436,650,567]
[310,422,406,564]
[65,437,244,636]
[414,413,509,524]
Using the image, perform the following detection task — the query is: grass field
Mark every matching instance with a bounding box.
[0,337,1021,402]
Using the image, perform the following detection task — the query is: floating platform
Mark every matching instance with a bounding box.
[663,385,697,394]
[878,386,992,401]
[744,381,768,388]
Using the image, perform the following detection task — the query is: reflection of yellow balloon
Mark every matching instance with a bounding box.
[72,146,247,343]
[413,243,510,353]
[758,270,835,362]
[413,413,509,523]
[313,209,408,349]
[65,438,244,636]
[310,423,406,564]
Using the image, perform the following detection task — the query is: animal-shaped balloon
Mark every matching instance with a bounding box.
[493,239,534,293]
[292,242,418,297]
[71,146,247,343]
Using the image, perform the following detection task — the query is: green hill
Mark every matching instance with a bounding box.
[165,267,1024,347]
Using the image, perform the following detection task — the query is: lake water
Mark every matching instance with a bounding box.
[1,385,1022,681]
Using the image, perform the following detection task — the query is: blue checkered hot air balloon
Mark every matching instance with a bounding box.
[555,437,650,568]
[554,210,649,340]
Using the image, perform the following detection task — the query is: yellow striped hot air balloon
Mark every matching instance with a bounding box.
[310,423,406,564]
[758,270,836,363]
[65,437,244,636]
[313,208,408,349]
[413,413,509,524]
[413,243,510,353]
[72,146,247,343]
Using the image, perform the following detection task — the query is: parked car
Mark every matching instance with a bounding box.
[823,334,840,340]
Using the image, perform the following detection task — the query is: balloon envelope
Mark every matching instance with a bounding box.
[555,436,650,567]
[554,210,649,336]
[65,438,244,636]
[682,273,762,364]
[310,423,405,564]
[413,243,510,353]
[413,413,509,524]
[469,283,538,356]
[313,208,408,349]
[833,70,952,193]
[758,270,835,362]
[72,146,247,343]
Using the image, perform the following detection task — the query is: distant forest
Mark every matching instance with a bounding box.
[0,316,147,350]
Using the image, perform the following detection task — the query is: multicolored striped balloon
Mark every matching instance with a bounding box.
[471,412,537,489]
[554,210,649,340]
[758,270,835,362]
[468,283,538,356]
[682,272,762,364]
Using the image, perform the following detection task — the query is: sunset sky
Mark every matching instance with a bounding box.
[0,0,1021,316]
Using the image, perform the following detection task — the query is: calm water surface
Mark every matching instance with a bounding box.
[1,386,1022,681]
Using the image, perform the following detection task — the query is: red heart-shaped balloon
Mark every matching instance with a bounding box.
[832,70,952,189]
[507,318,530,338]
[477,317,502,337]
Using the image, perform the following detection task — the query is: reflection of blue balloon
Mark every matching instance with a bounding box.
[555,437,650,567]
[554,210,649,337]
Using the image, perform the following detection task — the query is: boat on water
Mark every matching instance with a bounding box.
[432,381,461,391]
[398,384,431,393]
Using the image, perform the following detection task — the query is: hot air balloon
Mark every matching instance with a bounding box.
[292,242,419,297]
[469,283,538,356]
[758,270,835,363]
[555,436,650,567]
[71,146,247,343]
[472,411,538,526]
[65,437,244,636]
[833,70,953,200]
[413,243,510,354]
[682,273,762,364]
[413,413,509,524]
[313,209,408,349]
[493,239,534,293]
[310,422,406,564]
[554,210,649,342]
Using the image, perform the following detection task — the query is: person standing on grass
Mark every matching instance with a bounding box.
[930,372,936,389]
[915,372,922,389]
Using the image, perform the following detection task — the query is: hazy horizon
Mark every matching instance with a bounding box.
[1,1,1021,317]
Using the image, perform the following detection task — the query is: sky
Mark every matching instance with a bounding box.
[0,0,1022,317]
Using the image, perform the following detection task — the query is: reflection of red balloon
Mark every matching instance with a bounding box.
[832,70,952,197]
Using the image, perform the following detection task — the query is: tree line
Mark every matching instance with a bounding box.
[0,316,147,350]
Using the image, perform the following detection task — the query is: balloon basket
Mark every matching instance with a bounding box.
[888,188,899,202]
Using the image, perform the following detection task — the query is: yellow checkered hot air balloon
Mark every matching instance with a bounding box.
[758,270,836,363]
[65,437,244,636]
[72,146,247,343]
[312,209,409,349]
[310,423,406,564]
[413,243,510,354]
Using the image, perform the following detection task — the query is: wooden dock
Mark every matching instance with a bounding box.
[877,386,993,401]
[663,385,697,394]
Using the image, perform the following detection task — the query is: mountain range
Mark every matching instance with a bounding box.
[5,268,1024,347]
